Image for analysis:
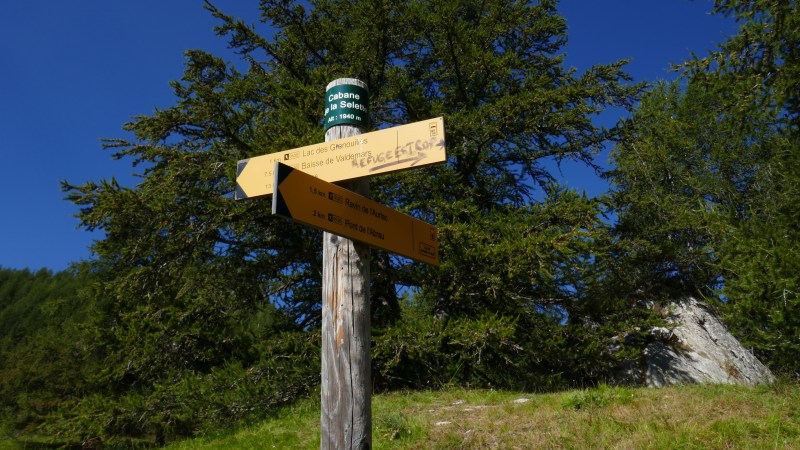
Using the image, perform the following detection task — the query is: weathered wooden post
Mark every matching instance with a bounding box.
[320,78,371,449]
[236,77,443,448]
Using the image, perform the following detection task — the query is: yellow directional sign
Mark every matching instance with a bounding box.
[236,117,446,200]
[272,162,439,265]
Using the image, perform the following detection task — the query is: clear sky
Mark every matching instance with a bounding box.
[0,1,738,272]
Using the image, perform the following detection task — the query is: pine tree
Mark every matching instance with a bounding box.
[689,0,800,377]
[610,0,800,376]
[58,0,641,441]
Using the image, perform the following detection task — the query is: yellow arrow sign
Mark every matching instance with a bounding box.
[272,162,439,265]
[236,117,446,200]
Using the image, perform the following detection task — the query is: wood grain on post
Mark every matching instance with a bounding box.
[321,78,372,450]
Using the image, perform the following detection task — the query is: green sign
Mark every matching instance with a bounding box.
[324,83,369,130]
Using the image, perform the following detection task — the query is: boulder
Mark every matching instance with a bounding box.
[620,297,774,387]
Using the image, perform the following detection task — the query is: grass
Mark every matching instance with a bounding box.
[2,383,797,449]
[159,382,800,449]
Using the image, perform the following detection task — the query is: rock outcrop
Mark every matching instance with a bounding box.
[620,297,774,387]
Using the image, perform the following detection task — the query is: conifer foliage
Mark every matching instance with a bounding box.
[5,0,798,446]
[610,0,800,376]
[14,0,643,445]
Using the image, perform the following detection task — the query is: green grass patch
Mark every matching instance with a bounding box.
[561,383,637,410]
[4,383,797,449]
[160,383,800,449]
[163,395,320,450]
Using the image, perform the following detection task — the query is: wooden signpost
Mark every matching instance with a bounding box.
[319,78,371,450]
[237,78,445,449]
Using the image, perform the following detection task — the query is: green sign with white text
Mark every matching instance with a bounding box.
[324,83,369,130]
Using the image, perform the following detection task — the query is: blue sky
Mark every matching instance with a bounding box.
[0,1,738,272]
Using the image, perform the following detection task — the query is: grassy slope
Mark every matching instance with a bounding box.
[161,383,800,449]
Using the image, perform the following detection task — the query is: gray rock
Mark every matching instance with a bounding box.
[620,297,774,387]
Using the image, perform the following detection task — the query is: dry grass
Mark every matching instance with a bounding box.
[378,384,799,449]
[155,383,799,449]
